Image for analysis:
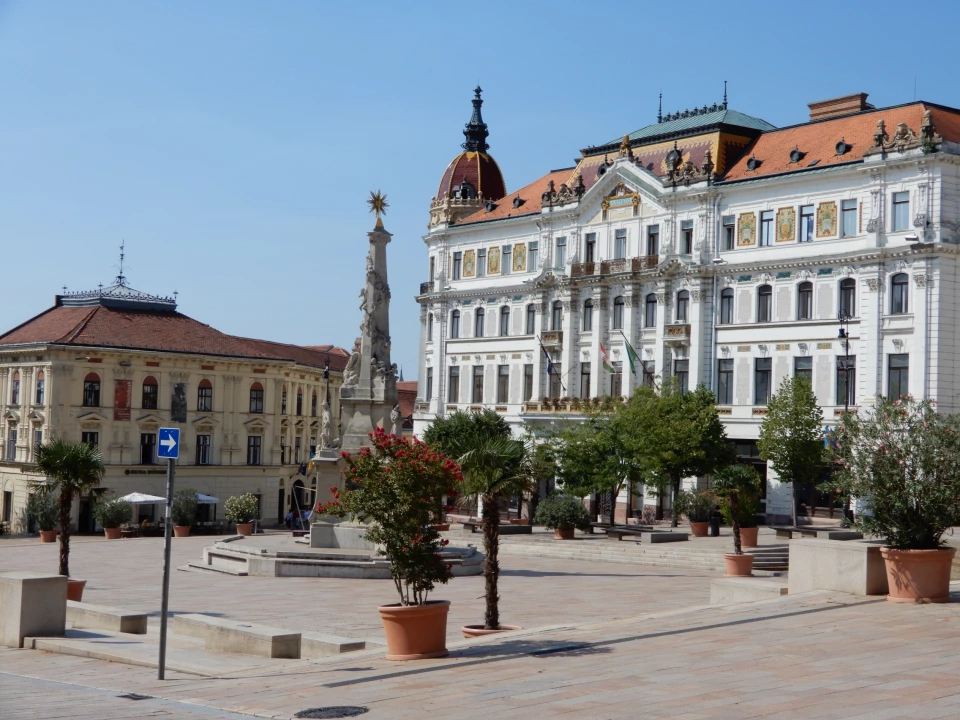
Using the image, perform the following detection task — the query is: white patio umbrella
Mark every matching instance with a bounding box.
[196,494,219,504]
[118,492,166,504]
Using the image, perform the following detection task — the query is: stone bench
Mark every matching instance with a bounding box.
[0,572,66,648]
[774,526,863,541]
[642,531,689,543]
[301,631,366,658]
[710,577,788,605]
[462,521,532,535]
[172,613,301,658]
[788,539,887,596]
[67,601,147,634]
[604,527,646,541]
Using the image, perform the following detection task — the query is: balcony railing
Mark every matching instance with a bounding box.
[664,323,691,343]
[571,256,659,278]
[541,331,563,346]
[419,281,434,294]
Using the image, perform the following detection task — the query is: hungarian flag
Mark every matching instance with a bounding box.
[599,343,614,373]
[620,331,640,375]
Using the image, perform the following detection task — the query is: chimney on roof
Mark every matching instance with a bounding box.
[808,93,875,122]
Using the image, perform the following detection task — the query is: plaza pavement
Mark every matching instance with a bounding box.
[3,533,960,719]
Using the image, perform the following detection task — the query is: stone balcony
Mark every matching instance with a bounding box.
[521,400,584,415]
[419,281,434,295]
[664,323,691,344]
[541,331,563,347]
[571,256,659,278]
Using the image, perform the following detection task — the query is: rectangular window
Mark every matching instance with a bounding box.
[720,290,733,324]
[310,436,317,456]
[555,237,567,269]
[246,436,262,466]
[722,216,735,251]
[294,437,302,464]
[549,362,563,399]
[754,358,772,405]
[198,385,212,411]
[10,377,19,406]
[448,367,460,403]
[798,283,813,320]
[527,242,538,271]
[502,245,512,275]
[800,205,815,242]
[6,429,15,462]
[425,367,433,402]
[83,380,100,407]
[142,382,158,410]
[526,305,536,335]
[892,191,910,232]
[614,229,627,259]
[429,256,436,283]
[196,434,211,465]
[681,220,693,254]
[584,234,596,263]
[477,248,487,277]
[647,225,660,256]
[33,429,42,458]
[81,431,99,447]
[717,359,733,404]
[140,433,156,465]
[674,359,689,395]
[523,364,534,402]
[472,366,484,404]
[497,365,509,404]
[610,362,622,397]
[760,211,774,246]
[842,199,858,237]
[638,361,654,389]
[888,354,909,400]
[580,362,591,400]
[249,387,264,414]
[837,356,856,407]
[452,251,462,280]
[795,356,813,382]
[35,379,44,405]
[2,491,10,523]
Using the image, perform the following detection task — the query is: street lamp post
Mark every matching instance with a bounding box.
[837,313,851,414]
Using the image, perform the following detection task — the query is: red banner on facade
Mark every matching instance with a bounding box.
[114,380,131,421]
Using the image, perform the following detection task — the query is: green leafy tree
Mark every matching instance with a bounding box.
[422,409,511,453]
[627,382,732,527]
[533,494,591,532]
[833,396,960,549]
[757,376,824,526]
[93,497,133,529]
[516,431,555,522]
[713,464,762,554]
[172,489,199,527]
[34,439,105,577]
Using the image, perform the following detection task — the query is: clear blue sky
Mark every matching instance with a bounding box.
[2,0,959,379]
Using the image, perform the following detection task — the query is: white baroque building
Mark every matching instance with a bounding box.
[414,90,960,523]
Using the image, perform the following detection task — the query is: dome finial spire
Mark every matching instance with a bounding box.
[462,86,489,153]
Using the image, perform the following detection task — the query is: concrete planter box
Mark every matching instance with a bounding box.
[788,538,888,596]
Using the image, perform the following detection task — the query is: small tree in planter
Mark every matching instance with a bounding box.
[172,489,199,537]
[673,489,716,537]
[26,490,59,541]
[713,464,762,575]
[225,493,259,535]
[834,396,960,602]
[317,428,462,659]
[93,497,133,539]
[534,495,591,539]
[719,484,761,548]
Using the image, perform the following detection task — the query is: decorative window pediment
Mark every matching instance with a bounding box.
[136,413,166,431]
[244,418,268,434]
[3,409,20,422]
[600,182,641,220]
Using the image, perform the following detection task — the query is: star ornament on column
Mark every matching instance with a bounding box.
[368,190,388,229]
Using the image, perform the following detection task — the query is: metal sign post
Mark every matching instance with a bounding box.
[156,427,180,681]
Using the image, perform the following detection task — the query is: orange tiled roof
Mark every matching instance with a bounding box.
[722,102,960,181]
[459,168,589,224]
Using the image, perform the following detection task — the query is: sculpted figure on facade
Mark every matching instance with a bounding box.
[390,403,401,435]
[342,338,362,388]
[320,401,335,449]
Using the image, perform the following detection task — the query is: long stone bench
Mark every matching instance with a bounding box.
[641,531,689,543]
[67,601,147,634]
[301,631,366,658]
[172,613,301,658]
[774,526,863,541]
[461,521,532,535]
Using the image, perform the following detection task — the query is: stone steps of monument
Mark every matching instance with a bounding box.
[179,561,248,576]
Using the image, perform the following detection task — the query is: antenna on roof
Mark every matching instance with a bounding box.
[173,290,179,303]
[657,91,663,123]
[116,239,127,285]
[62,285,67,295]
[723,80,728,110]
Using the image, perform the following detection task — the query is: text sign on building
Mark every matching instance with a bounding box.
[157,428,180,460]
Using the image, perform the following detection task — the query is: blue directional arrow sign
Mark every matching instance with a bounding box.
[157,427,180,460]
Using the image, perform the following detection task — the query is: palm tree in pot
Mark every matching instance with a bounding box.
[712,464,762,576]
[26,490,59,542]
[172,489,199,536]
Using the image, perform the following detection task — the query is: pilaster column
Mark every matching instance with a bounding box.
[560,293,576,399]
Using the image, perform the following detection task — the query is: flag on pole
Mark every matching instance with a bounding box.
[620,331,640,375]
[599,343,614,373]
[540,342,553,376]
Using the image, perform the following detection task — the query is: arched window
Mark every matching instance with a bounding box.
[10,371,20,406]
[757,285,772,323]
[645,293,657,327]
[250,382,264,414]
[281,385,288,414]
[720,288,734,324]
[311,392,318,417]
[552,300,563,330]
[583,299,594,331]
[197,379,213,411]
[676,291,689,323]
[34,370,44,405]
[83,372,100,407]
[499,306,510,337]
[839,278,856,318]
[891,273,909,315]
[475,307,485,337]
[427,313,433,342]
[142,376,159,410]
[451,310,461,339]
[613,296,625,329]
[296,388,303,416]
[797,282,813,320]
[526,304,536,334]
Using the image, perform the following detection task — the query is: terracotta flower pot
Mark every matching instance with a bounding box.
[509,518,530,525]
[739,527,759,548]
[724,553,754,576]
[378,600,450,660]
[429,523,450,532]
[554,527,575,540]
[173,525,191,538]
[39,530,57,543]
[235,523,254,536]
[103,527,122,540]
[461,623,523,639]
[880,547,956,603]
[66,579,86,602]
[689,521,709,537]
